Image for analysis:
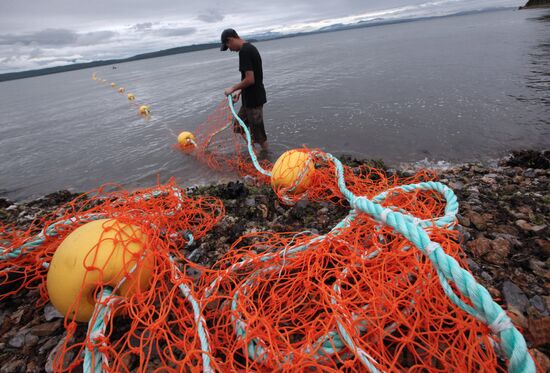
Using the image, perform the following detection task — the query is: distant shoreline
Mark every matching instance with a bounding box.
[520,5,550,8]
[519,0,550,9]
[0,7,517,83]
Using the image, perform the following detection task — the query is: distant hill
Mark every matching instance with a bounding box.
[0,43,220,82]
[0,7,515,83]
[520,0,550,8]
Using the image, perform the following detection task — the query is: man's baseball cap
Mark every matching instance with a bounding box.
[220,28,238,51]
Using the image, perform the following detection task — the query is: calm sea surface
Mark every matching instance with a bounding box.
[1,9,549,201]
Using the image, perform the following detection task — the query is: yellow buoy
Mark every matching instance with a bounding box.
[139,105,150,115]
[127,93,135,101]
[110,82,116,88]
[271,149,315,195]
[46,219,153,322]
[118,87,125,93]
[177,131,196,147]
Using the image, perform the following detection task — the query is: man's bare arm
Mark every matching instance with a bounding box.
[224,71,254,96]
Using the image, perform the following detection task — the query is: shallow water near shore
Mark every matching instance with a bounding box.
[1,8,549,201]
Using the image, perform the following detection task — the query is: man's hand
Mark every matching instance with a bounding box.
[232,90,241,103]
[224,87,234,96]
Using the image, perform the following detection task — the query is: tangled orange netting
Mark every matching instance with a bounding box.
[0,98,535,372]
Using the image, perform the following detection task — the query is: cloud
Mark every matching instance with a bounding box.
[132,22,154,31]
[77,30,117,45]
[0,28,77,46]
[0,28,116,47]
[0,0,523,73]
[156,26,197,37]
[196,9,225,23]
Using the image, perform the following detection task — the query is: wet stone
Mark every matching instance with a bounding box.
[449,181,464,190]
[8,332,26,348]
[2,359,26,373]
[469,211,487,231]
[29,320,63,337]
[535,239,550,256]
[43,303,63,321]
[502,281,529,314]
[467,237,492,257]
[485,237,511,265]
[515,219,533,232]
[530,295,549,317]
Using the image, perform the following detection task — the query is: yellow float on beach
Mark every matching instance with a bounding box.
[139,105,151,115]
[46,219,153,322]
[118,87,125,93]
[127,93,135,101]
[177,131,196,147]
[271,149,315,195]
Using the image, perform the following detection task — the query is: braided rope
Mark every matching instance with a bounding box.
[84,288,120,373]
[0,214,105,261]
[169,252,213,373]
[325,152,535,373]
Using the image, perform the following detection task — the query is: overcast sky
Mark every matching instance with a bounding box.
[0,0,521,73]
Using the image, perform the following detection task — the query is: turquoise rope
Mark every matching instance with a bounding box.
[169,252,213,373]
[0,187,185,263]
[0,214,105,261]
[324,152,534,373]
[84,287,116,373]
[226,95,272,177]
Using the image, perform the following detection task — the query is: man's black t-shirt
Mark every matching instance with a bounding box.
[239,43,267,108]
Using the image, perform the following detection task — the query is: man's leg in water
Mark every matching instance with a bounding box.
[247,106,268,153]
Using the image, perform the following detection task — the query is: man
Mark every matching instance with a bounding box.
[221,28,268,152]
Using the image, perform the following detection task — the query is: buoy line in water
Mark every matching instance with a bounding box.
[92,72,151,117]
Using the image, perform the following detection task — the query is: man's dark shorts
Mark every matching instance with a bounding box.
[233,105,267,145]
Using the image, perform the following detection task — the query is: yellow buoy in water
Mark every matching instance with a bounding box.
[177,131,196,147]
[46,219,153,322]
[110,82,116,88]
[271,149,315,195]
[118,87,125,93]
[127,93,135,101]
[139,105,150,115]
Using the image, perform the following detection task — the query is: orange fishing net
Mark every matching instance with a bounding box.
[1,180,224,372]
[0,98,533,372]
[202,225,503,372]
[182,99,271,184]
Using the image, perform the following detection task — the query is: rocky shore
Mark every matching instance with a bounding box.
[0,149,549,371]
